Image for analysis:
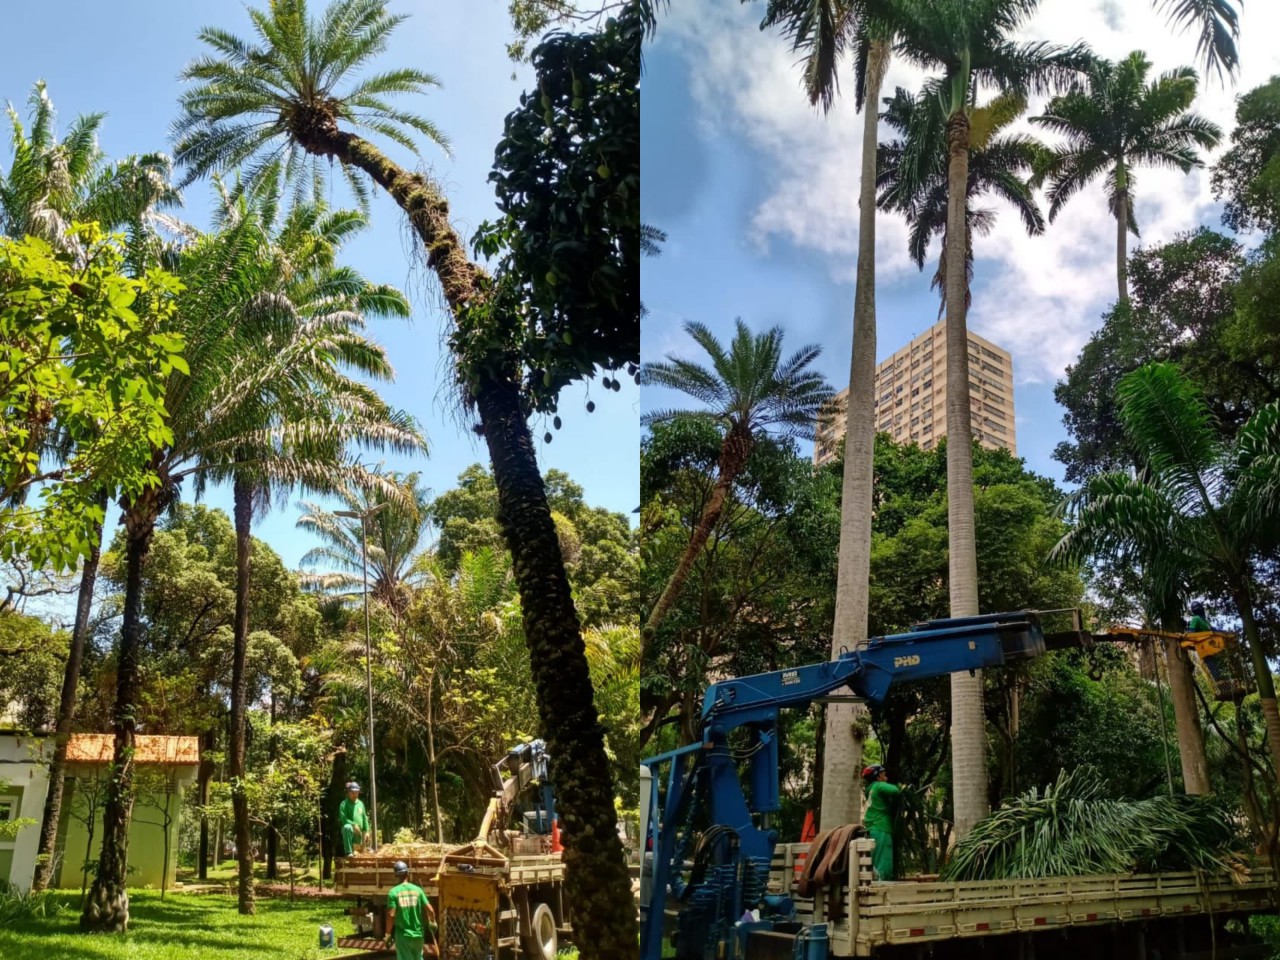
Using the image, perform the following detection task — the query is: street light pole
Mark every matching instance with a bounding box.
[336,502,388,852]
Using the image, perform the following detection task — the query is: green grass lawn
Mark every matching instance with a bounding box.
[0,890,371,960]
[2,890,582,959]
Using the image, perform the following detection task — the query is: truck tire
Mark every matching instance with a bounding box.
[522,902,557,960]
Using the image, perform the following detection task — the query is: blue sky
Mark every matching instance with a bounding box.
[641,0,1280,486]
[1,0,638,586]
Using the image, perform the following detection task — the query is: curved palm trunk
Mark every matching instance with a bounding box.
[230,472,255,914]
[296,127,631,956]
[1116,180,1130,304]
[32,496,105,891]
[943,109,988,840]
[474,376,635,959]
[644,424,753,640]
[821,40,889,830]
[81,492,162,932]
[1231,584,1280,778]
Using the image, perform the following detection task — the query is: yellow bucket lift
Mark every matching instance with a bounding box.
[1097,626,1251,700]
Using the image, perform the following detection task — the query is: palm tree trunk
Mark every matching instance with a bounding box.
[81,494,161,933]
[1158,608,1211,795]
[32,496,105,891]
[302,126,631,954]
[943,108,988,840]
[230,472,255,915]
[473,375,635,959]
[822,38,889,832]
[645,423,752,640]
[1116,173,1129,304]
[1231,584,1280,778]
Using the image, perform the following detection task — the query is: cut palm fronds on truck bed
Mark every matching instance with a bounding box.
[941,767,1244,881]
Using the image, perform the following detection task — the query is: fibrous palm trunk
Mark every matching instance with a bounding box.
[32,497,104,891]
[81,491,161,932]
[644,423,753,641]
[231,473,255,914]
[822,38,889,831]
[475,377,635,958]
[1157,609,1211,795]
[943,109,989,840]
[299,127,633,956]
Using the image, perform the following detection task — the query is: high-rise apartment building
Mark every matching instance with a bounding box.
[813,319,1016,466]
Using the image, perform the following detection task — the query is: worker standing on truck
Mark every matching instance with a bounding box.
[861,764,901,881]
[339,781,370,856]
[386,861,437,959]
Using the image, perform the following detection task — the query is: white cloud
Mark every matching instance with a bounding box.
[658,0,1280,384]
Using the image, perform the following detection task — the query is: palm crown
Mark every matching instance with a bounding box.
[172,0,449,208]
[1031,52,1221,235]
[878,88,1043,309]
[641,319,833,443]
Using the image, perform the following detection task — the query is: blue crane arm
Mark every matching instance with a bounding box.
[641,610,1067,960]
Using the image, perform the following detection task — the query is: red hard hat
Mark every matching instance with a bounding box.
[862,764,884,780]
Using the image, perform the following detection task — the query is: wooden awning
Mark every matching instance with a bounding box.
[65,734,200,766]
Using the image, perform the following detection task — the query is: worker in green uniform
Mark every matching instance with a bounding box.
[386,861,436,959]
[1188,601,1212,633]
[861,764,901,881]
[339,781,370,856]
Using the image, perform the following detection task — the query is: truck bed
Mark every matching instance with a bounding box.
[334,849,565,897]
[771,839,1276,956]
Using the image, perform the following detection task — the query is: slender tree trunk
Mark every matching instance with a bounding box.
[266,691,278,881]
[943,108,988,840]
[1231,583,1280,778]
[32,498,104,891]
[230,473,255,915]
[81,496,160,933]
[821,39,889,832]
[1157,609,1211,795]
[644,424,751,640]
[198,728,215,879]
[474,375,635,959]
[1115,167,1130,304]
[426,676,443,843]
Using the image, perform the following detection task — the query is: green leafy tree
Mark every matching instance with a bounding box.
[1052,363,1280,798]
[874,0,1089,835]
[1212,75,1280,234]
[1031,51,1221,303]
[641,319,831,639]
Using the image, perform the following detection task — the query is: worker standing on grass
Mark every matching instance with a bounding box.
[861,765,902,881]
[386,861,437,959]
[339,781,370,856]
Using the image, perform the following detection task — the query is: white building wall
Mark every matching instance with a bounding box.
[0,734,51,891]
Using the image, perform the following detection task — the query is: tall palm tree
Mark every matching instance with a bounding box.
[173,4,640,945]
[208,178,421,914]
[1052,362,1280,802]
[297,471,433,618]
[1,84,187,893]
[874,0,1090,837]
[755,0,893,829]
[640,319,832,638]
[80,201,423,932]
[879,89,1045,311]
[1031,52,1221,304]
